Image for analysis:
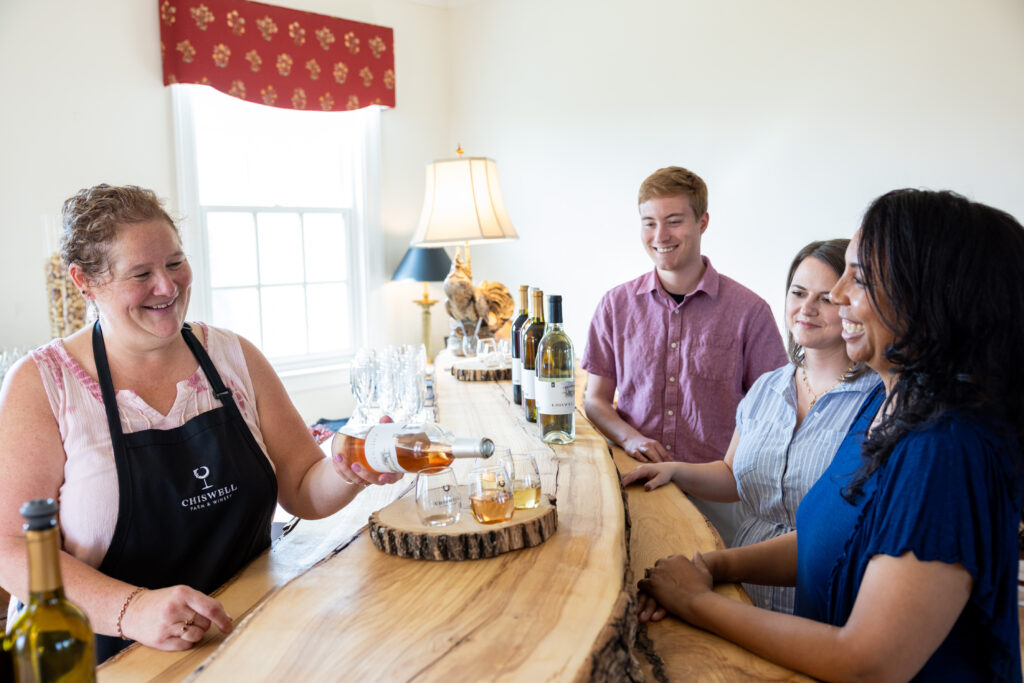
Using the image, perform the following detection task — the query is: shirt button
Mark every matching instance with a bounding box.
[667,410,674,416]
[673,310,679,315]
[670,342,677,349]
[666,445,672,450]
[669,376,676,382]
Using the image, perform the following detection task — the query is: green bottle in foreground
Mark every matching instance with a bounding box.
[536,294,576,444]
[8,498,96,682]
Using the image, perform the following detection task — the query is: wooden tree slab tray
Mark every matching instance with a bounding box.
[451,357,512,381]
[368,494,557,560]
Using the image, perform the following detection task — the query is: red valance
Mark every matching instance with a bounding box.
[159,0,395,111]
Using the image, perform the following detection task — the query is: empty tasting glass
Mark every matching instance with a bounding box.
[468,463,515,524]
[476,338,499,367]
[416,466,461,527]
[461,333,478,358]
[511,453,542,509]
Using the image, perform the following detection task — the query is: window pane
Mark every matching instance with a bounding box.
[191,85,355,208]
[206,212,258,287]
[304,213,347,283]
[211,287,262,345]
[307,283,350,354]
[261,285,307,357]
[257,213,304,285]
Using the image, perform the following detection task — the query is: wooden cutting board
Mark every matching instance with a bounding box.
[450,357,512,381]
[368,492,556,560]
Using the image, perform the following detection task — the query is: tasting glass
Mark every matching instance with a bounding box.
[497,338,511,362]
[461,333,478,358]
[477,446,515,484]
[476,338,499,367]
[510,453,542,510]
[415,466,461,527]
[467,463,515,524]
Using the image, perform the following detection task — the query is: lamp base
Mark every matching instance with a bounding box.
[413,297,437,360]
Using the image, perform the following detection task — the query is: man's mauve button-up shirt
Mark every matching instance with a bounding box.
[581,258,787,464]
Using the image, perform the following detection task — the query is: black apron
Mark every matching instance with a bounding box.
[91,321,277,662]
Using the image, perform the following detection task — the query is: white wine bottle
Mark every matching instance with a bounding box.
[332,422,494,474]
[536,295,576,444]
[8,498,96,682]
[521,288,546,423]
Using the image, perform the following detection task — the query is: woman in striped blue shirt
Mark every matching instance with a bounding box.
[622,239,879,613]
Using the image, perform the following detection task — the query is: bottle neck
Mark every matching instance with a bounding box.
[532,295,545,323]
[518,288,529,315]
[25,528,65,597]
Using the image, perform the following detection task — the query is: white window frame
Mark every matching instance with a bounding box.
[169,84,386,380]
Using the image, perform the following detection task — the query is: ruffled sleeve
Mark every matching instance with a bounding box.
[830,413,1022,679]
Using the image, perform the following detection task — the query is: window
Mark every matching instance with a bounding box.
[171,84,384,371]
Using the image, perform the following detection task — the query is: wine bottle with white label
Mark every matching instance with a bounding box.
[509,285,530,406]
[521,288,546,423]
[332,422,494,474]
[536,295,575,443]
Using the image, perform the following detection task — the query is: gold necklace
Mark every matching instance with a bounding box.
[801,364,855,410]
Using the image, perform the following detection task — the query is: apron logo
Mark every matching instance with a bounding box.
[181,465,239,511]
[193,465,213,490]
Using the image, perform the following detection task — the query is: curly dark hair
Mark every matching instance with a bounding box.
[842,188,1024,501]
[60,184,178,280]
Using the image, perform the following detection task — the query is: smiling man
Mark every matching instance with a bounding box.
[582,166,785,543]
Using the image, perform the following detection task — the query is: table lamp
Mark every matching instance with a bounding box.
[409,145,519,279]
[391,246,453,359]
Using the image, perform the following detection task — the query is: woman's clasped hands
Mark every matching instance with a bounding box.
[637,551,715,624]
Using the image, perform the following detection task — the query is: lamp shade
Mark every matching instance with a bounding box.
[410,156,519,246]
[391,246,453,283]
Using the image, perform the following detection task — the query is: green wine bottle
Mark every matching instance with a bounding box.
[8,498,96,682]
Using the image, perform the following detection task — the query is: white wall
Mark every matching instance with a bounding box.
[447,0,1024,348]
[3,0,1024,419]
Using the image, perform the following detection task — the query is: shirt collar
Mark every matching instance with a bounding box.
[634,256,720,300]
[773,363,881,397]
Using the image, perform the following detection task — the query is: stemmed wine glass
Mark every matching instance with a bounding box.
[349,348,377,425]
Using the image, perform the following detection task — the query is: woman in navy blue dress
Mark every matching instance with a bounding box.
[638,189,1024,681]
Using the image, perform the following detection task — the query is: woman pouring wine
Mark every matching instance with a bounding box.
[0,184,400,663]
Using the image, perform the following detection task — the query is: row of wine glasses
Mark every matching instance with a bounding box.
[349,344,428,426]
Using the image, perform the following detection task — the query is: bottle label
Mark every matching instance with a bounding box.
[363,424,406,473]
[512,358,522,384]
[522,369,536,399]
[536,379,575,415]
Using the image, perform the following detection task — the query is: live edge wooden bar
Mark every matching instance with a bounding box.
[98,363,811,682]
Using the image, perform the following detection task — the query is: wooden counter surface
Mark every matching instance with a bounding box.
[99,364,810,681]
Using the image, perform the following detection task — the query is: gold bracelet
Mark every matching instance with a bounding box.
[117,586,147,640]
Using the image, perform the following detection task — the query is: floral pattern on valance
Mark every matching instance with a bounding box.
[159,0,395,111]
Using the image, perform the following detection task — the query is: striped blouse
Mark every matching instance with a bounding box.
[732,363,880,613]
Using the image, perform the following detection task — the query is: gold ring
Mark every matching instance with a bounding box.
[180,623,189,636]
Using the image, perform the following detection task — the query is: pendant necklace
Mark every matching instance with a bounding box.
[801,364,855,411]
